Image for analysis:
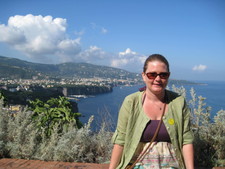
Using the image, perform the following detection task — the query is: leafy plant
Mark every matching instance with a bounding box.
[29,96,82,136]
[0,91,8,107]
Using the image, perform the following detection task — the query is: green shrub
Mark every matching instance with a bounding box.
[0,98,9,158]
[29,96,82,137]
[53,116,113,163]
[0,99,112,163]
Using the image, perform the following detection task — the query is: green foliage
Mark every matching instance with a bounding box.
[0,92,7,107]
[172,86,225,167]
[6,108,39,159]
[0,87,64,106]
[0,98,9,157]
[29,96,82,136]
[171,84,187,98]
[0,99,112,163]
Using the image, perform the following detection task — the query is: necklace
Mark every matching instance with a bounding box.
[154,102,163,110]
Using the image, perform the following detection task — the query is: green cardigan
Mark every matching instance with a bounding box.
[112,90,194,169]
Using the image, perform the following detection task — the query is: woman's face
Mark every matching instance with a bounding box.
[142,60,170,95]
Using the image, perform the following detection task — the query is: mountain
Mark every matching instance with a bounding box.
[0,56,141,80]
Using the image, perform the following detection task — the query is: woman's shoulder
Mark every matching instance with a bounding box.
[124,91,142,102]
[166,90,186,103]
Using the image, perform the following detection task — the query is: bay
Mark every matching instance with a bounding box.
[76,81,225,130]
[77,85,141,130]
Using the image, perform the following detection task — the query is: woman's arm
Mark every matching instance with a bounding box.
[110,95,132,169]
[182,144,194,169]
[109,144,124,169]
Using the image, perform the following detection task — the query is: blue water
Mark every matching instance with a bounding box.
[76,81,225,129]
[77,85,140,129]
[175,81,225,114]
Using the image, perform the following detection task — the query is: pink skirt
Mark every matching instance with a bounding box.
[130,142,180,169]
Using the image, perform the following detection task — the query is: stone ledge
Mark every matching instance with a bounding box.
[1,158,224,169]
[0,158,109,169]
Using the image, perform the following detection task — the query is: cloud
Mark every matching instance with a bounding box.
[111,59,128,68]
[119,48,137,56]
[111,48,135,67]
[101,27,108,34]
[90,22,108,34]
[78,46,106,61]
[74,30,85,36]
[0,14,81,62]
[111,48,147,72]
[192,64,207,71]
[0,14,145,72]
[77,47,146,72]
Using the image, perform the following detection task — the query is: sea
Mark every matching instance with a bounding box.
[75,81,225,131]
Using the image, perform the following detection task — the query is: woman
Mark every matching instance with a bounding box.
[109,54,194,169]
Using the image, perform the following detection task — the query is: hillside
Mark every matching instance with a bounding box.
[0,56,140,80]
[0,55,199,85]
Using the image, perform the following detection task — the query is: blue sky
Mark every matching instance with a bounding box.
[0,0,224,81]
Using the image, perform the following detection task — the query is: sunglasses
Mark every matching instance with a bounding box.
[145,72,170,79]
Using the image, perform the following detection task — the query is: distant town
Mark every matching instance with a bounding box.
[0,76,143,113]
[0,76,142,92]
